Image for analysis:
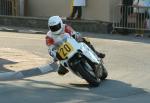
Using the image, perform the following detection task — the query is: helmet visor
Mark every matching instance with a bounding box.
[49,23,61,32]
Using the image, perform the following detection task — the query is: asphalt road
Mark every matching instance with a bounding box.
[0,31,150,103]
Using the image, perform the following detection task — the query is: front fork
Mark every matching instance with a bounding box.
[93,59,104,78]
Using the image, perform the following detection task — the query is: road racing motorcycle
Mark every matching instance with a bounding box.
[47,34,108,86]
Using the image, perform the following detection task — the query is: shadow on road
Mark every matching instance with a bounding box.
[70,79,147,98]
[0,58,17,72]
[0,78,147,103]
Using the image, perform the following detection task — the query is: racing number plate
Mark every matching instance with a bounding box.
[57,42,74,59]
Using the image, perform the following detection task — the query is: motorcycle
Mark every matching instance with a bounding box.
[48,34,108,86]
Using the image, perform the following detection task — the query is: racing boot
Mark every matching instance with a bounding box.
[82,37,105,58]
[89,45,105,58]
[95,51,105,59]
[58,65,69,76]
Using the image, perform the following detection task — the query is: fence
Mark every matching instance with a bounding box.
[0,0,27,16]
[112,4,150,33]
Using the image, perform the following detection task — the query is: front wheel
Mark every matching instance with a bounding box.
[70,59,101,87]
[99,64,108,80]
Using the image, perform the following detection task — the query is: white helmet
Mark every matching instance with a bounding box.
[48,16,63,35]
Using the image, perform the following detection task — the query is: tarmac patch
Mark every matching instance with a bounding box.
[0,48,48,72]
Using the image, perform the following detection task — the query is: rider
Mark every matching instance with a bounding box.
[46,16,105,75]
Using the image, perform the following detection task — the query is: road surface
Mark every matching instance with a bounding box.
[0,31,150,103]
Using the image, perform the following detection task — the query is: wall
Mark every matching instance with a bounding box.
[82,0,110,21]
[0,16,112,33]
[27,0,71,18]
[27,0,120,22]
[109,0,121,21]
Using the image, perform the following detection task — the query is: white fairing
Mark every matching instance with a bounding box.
[58,35,100,66]
[80,42,100,64]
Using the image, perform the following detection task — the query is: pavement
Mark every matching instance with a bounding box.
[0,25,150,38]
[0,25,47,34]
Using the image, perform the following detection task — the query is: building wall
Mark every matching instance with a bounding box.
[83,0,110,21]
[27,0,121,22]
[27,0,71,18]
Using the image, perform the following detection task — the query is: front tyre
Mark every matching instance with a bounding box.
[99,64,108,80]
[72,59,101,87]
